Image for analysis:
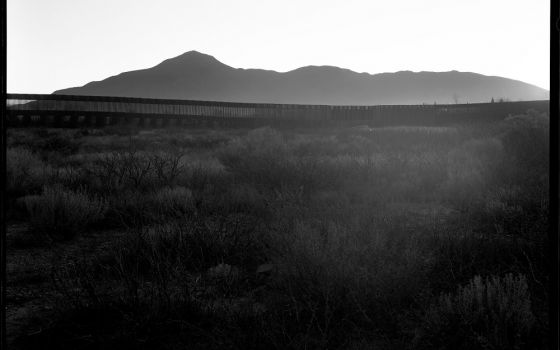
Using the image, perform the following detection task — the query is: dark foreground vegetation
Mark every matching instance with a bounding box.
[7,110,549,349]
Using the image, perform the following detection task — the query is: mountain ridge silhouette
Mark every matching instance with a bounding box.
[54,50,549,105]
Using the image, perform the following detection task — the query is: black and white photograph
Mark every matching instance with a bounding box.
[3,0,557,349]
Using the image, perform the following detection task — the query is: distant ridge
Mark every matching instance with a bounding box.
[54,50,549,105]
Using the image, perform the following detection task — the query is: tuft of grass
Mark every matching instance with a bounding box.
[21,185,107,240]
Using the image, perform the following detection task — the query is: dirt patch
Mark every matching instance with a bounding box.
[6,223,127,348]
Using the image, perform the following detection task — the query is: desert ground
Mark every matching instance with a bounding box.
[6,110,549,349]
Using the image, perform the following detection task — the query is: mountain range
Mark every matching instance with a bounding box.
[54,51,549,105]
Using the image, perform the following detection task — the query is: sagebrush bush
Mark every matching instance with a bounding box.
[414,273,537,350]
[22,185,107,240]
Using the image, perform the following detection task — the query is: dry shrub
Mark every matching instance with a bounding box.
[111,216,268,282]
[355,125,462,153]
[218,128,289,186]
[219,128,344,191]
[179,157,229,191]
[496,112,549,218]
[209,183,269,217]
[446,112,549,238]
[414,274,537,350]
[21,185,107,240]
[476,186,535,236]
[86,150,185,193]
[8,128,81,156]
[9,122,549,349]
[269,214,431,341]
[148,186,195,214]
[105,186,194,227]
[442,137,503,209]
[6,147,50,197]
[427,228,523,292]
[500,110,548,180]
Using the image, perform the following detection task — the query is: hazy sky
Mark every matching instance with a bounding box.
[8,0,550,94]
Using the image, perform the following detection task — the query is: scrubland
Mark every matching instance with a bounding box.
[6,110,549,349]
